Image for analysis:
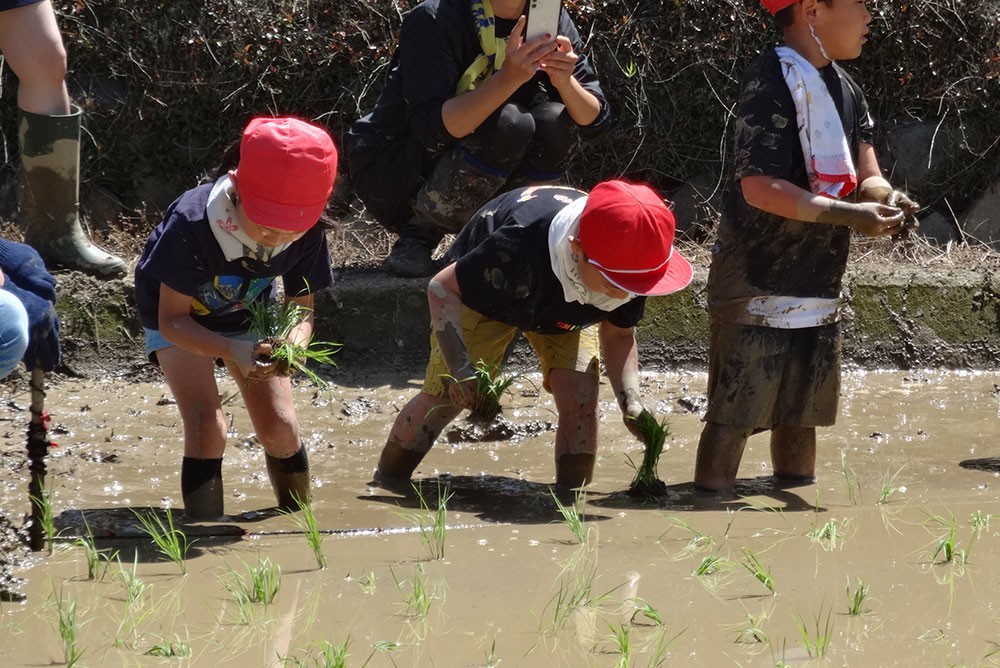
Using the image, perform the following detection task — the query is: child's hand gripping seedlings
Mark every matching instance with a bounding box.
[626,411,670,501]
[440,358,517,424]
[245,298,341,387]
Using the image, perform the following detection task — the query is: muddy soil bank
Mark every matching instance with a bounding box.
[50,261,1000,379]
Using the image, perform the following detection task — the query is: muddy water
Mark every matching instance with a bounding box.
[1,369,1000,667]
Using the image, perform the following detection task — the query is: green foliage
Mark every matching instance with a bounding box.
[131,508,191,574]
[397,482,453,560]
[626,411,670,500]
[279,494,327,570]
[245,298,341,387]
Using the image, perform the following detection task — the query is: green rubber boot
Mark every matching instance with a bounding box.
[19,106,126,277]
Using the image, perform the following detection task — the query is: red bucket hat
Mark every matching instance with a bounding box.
[761,0,798,15]
[236,117,338,232]
[577,180,693,297]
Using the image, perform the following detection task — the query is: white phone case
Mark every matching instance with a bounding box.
[525,0,561,41]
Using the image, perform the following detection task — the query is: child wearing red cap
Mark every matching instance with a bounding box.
[134,116,338,519]
[694,0,919,493]
[374,181,693,488]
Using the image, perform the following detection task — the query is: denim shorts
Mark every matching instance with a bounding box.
[144,327,256,366]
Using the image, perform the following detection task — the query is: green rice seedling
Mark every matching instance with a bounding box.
[544,559,622,633]
[390,564,431,618]
[661,517,714,555]
[360,641,401,668]
[357,571,377,595]
[645,627,686,668]
[144,635,191,657]
[550,488,587,544]
[625,411,670,500]
[439,358,518,423]
[607,622,632,668]
[808,518,842,551]
[245,297,341,387]
[877,464,906,505]
[131,508,191,574]
[398,482,453,560]
[483,638,500,668]
[839,451,862,505]
[628,597,664,626]
[732,610,771,645]
[51,586,84,667]
[113,552,152,647]
[846,577,870,616]
[926,512,968,565]
[970,510,991,539]
[279,494,326,569]
[29,485,58,554]
[794,604,834,658]
[221,553,282,624]
[693,552,727,577]
[74,515,118,581]
[282,639,351,668]
[741,547,775,593]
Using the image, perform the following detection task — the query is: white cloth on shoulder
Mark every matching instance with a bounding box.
[775,45,857,199]
[206,174,291,262]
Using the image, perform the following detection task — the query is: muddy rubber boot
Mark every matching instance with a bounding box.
[265,448,311,509]
[181,457,224,520]
[555,453,595,489]
[383,216,445,278]
[376,440,428,482]
[19,106,126,278]
[413,147,509,235]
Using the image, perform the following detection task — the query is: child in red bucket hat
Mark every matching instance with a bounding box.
[134,116,338,519]
[374,181,693,489]
[694,0,919,494]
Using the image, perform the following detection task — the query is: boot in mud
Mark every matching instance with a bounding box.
[19,106,126,278]
[374,440,428,491]
[555,453,595,490]
[265,448,310,510]
[181,457,224,520]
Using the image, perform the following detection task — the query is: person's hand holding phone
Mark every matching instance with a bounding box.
[539,36,578,89]
[500,16,557,87]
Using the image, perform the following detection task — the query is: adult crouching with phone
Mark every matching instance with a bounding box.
[346,0,613,278]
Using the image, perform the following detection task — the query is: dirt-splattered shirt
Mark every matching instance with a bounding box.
[708,48,874,325]
[449,187,645,334]
[134,183,333,333]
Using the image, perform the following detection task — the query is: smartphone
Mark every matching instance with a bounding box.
[525,0,562,41]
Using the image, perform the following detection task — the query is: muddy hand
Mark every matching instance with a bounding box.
[887,190,920,229]
[444,369,478,411]
[623,403,650,441]
[230,340,277,379]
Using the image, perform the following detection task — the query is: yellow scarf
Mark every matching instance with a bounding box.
[455,0,507,94]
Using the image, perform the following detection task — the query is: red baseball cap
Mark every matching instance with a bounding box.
[235,117,338,232]
[577,180,693,297]
[761,0,798,15]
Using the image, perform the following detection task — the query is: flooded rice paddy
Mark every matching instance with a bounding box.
[1,368,1000,667]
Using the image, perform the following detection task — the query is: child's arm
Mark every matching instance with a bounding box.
[157,283,262,376]
[599,320,650,441]
[427,262,477,410]
[741,170,905,237]
[855,143,920,216]
[284,292,314,350]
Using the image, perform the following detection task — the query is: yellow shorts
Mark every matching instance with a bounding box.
[422,306,600,396]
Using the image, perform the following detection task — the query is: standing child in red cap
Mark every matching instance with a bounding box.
[694,0,919,493]
[134,117,338,519]
[374,181,693,489]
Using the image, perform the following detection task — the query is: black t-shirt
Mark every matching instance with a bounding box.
[708,48,874,316]
[134,183,334,332]
[451,186,645,334]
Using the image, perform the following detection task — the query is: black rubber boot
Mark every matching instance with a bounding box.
[19,106,126,278]
[555,453,595,490]
[265,448,311,509]
[383,217,445,278]
[181,457,224,520]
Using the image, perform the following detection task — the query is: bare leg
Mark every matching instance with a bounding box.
[377,391,462,480]
[0,1,71,115]
[694,422,754,491]
[770,424,816,482]
[549,368,599,488]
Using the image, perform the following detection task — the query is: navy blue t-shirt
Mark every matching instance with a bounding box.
[450,186,645,335]
[134,183,333,332]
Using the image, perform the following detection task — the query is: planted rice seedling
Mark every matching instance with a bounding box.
[280,639,351,667]
[112,553,152,648]
[840,451,862,505]
[221,553,282,623]
[693,552,727,577]
[877,464,906,505]
[51,586,84,668]
[846,577,870,616]
[741,547,775,593]
[279,494,326,569]
[75,515,118,581]
[551,488,588,544]
[625,411,670,500]
[144,635,191,657]
[794,604,834,658]
[391,564,431,618]
[808,518,842,551]
[607,622,632,668]
[970,510,991,539]
[246,297,341,387]
[440,358,518,423]
[398,482,453,560]
[662,517,714,555]
[628,597,664,626]
[29,485,58,554]
[132,508,191,574]
[925,512,969,565]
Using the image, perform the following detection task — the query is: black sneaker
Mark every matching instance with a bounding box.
[384,235,436,277]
